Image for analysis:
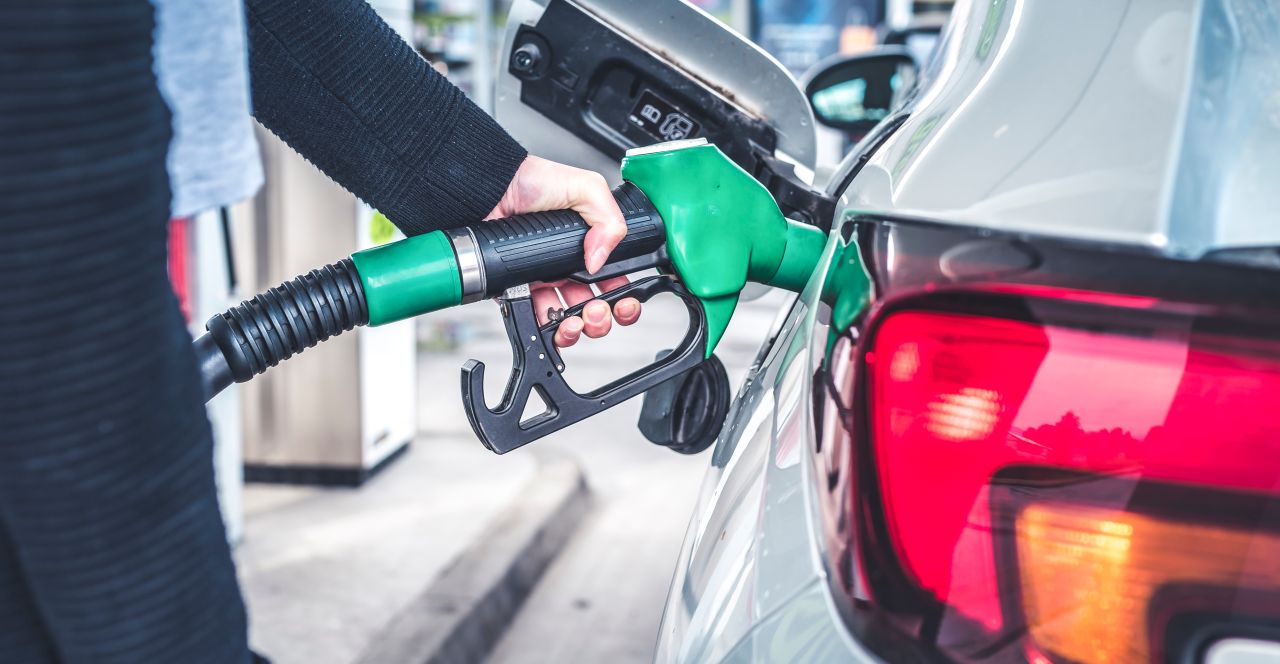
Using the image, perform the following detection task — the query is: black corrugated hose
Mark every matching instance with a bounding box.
[196,259,368,400]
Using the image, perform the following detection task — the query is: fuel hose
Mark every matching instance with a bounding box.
[194,182,664,401]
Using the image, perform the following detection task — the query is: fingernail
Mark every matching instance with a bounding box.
[616,299,638,318]
[562,317,583,336]
[585,302,607,324]
[588,247,609,274]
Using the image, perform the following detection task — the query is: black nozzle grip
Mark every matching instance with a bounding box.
[475,181,664,296]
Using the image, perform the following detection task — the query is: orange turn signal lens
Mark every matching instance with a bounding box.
[1016,503,1280,663]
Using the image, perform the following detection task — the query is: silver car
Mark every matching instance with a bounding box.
[498,0,1280,661]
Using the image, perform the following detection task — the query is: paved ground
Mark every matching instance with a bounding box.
[238,283,790,664]
[235,435,536,663]
[485,445,703,664]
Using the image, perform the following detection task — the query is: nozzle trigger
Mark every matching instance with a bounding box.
[461,275,708,454]
[566,247,667,284]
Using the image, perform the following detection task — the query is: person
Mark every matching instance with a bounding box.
[0,0,636,661]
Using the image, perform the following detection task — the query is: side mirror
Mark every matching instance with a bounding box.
[803,48,917,133]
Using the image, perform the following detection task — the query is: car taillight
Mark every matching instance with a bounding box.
[1016,501,1280,663]
[865,306,1280,661]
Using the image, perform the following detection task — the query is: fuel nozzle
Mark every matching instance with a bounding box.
[195,139,831,455]
[620,138,826,355]
[195,183,668,403]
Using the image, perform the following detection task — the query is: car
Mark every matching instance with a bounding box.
[496,0,1280,661]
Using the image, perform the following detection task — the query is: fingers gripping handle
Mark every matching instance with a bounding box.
[473,182,665,297]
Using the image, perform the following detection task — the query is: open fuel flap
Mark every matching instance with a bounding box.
[495,0,831,226]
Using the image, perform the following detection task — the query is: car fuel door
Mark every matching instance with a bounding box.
[496,0,829,226]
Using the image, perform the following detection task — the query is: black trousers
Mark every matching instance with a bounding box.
[0,2,250,661]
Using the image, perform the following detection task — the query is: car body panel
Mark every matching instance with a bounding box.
[717,581,855,663]
[1167,0,1280,254]
[490,0,1280,661]
[850,0,1280,258]
[654,231,876,663]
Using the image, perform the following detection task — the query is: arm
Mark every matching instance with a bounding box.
[245,0,637,343]
[245,0,524,235]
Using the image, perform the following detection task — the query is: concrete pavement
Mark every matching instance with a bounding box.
[235,434,536,663]
[357,453,589,664]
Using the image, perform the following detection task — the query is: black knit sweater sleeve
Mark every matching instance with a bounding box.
[244,0,527,236]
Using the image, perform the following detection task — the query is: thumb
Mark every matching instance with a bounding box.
[573,173,626,274]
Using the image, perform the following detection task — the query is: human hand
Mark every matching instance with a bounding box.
[486,155,642,347]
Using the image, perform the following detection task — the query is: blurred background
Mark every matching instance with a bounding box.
[164,0,950,661]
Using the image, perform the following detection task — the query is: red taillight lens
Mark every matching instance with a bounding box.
[865,307,1280,657]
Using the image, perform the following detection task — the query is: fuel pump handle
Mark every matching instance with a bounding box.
[195,140,833,454]
[456,182,665,300]
[194,183,666,401]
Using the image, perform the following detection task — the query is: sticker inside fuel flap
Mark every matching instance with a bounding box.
[628,90,701,142]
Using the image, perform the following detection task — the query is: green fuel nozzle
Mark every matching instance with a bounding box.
[195,139,827,453]
[620,139,826,353]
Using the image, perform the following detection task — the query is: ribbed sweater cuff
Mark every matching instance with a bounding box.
[246,0,527,237]
[392,103,527,235]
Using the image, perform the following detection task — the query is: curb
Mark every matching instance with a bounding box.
[357,452,591,664]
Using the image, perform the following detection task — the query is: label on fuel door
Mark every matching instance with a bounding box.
[628,90,701,142]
